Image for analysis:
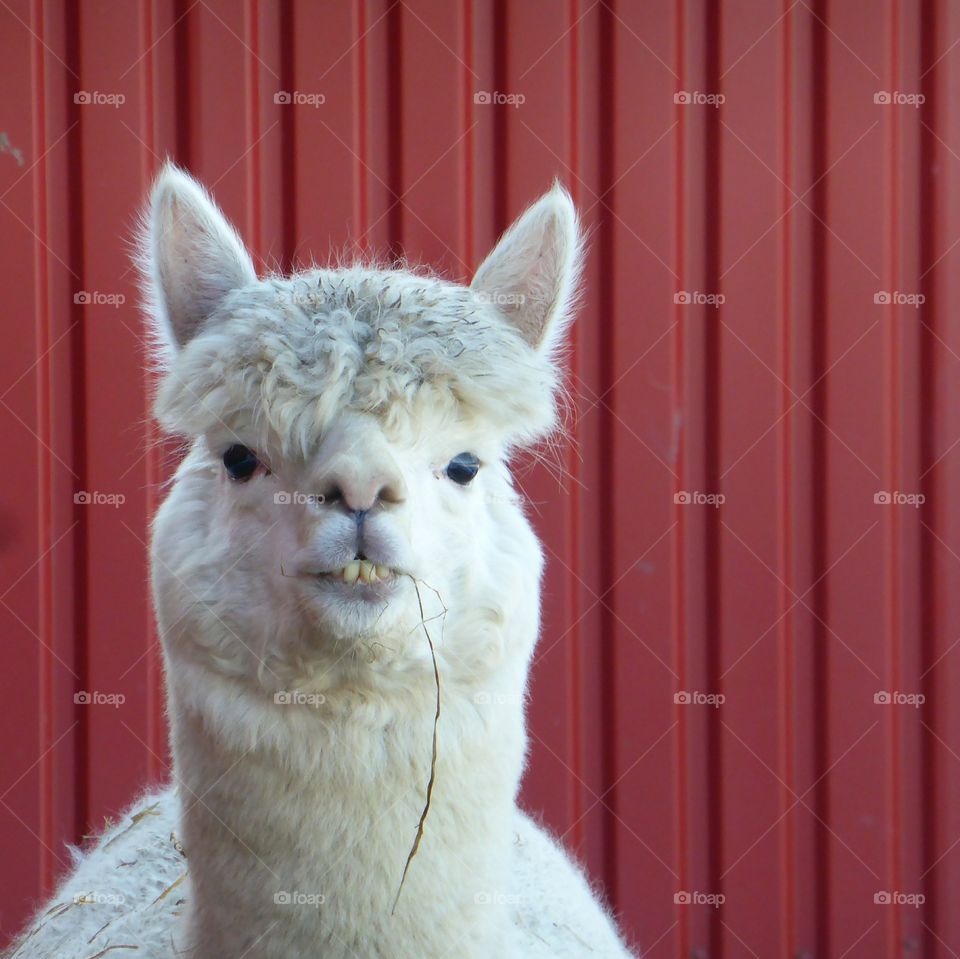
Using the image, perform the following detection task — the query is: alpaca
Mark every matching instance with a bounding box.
[8,165,635,959]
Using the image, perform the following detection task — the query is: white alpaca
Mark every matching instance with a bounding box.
[8,166,635,958]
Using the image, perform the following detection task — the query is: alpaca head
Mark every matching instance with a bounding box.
[143,165,582,697]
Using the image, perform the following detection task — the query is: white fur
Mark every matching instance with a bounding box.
[9,164,634,958]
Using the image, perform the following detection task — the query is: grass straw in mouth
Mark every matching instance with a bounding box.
[392,576,444,915]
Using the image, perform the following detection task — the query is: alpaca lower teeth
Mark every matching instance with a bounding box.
[334,560,389,584]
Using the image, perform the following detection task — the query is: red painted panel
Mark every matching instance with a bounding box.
[3,3,960,957]
[717,3,787,956]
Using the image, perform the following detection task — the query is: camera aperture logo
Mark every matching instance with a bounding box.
[874,491,924,508]
[874,290,924,308]
[474,691,520,706]
[674,690,725,708]
[274,491,326,506]
[74,91,125,108]
[874,691,925,708]
[674,890,725,907]
[274,91,325,108]
[74,291,126,308]
[474,90,525,109]
[474,291,527,307]
[874,890,924,907]
[273,289,324,308]
[273,890,324,907]
[675,491,725,508]
[874,91,925,107]
[74,490,125,508]
[674,91,725,107]
[474,890,522,905]
[674,290,725,308]
[73,891,125,905]
[275,690,326,708]
[75,691,125,708]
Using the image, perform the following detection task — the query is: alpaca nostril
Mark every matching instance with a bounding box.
[377,481,405,506]
[322,485,343,506]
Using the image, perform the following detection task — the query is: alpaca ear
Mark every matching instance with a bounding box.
[141,162,256,356]
[471,182,583,354]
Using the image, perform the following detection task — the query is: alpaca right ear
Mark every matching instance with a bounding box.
[471,182,583,356]
[141,162,256,357]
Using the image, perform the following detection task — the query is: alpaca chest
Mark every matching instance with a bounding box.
[172,703,523,958]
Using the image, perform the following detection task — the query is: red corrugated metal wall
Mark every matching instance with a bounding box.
[3,1,960,955]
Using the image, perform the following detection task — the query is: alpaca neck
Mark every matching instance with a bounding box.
[169,664,526,959]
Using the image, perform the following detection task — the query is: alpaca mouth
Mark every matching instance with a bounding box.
[321,559,395,585]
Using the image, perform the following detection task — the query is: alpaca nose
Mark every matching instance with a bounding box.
[320,467,406,513]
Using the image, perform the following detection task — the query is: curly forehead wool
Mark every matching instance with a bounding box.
[156,265,560,456]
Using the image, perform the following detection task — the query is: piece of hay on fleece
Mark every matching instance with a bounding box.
[9,786,185,959]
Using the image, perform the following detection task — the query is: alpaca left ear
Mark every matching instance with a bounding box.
[471,182,583,355]
[140,162,257,361]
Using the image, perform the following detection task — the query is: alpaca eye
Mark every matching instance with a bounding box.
[446,452,480,486]
[223,444,259,481]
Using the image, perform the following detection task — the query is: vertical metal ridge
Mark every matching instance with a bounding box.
[354,1,369,248]
[279,0,295,270]
[778,2,797,955]
[703,4,722,955]
[595,0,618,909]
[565,0,585,855]
[173,0,192,165]
[808,1,830,954]
[385,1,402,255]
[139,0,163,776]
[245,0,263,262]
[918,2,939,952]
[885,3,903,956]
[491,0,507,234]
[672,2,688,955]
[30,0,54,893]
[62,0,89,849]
[460,0,474,270]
